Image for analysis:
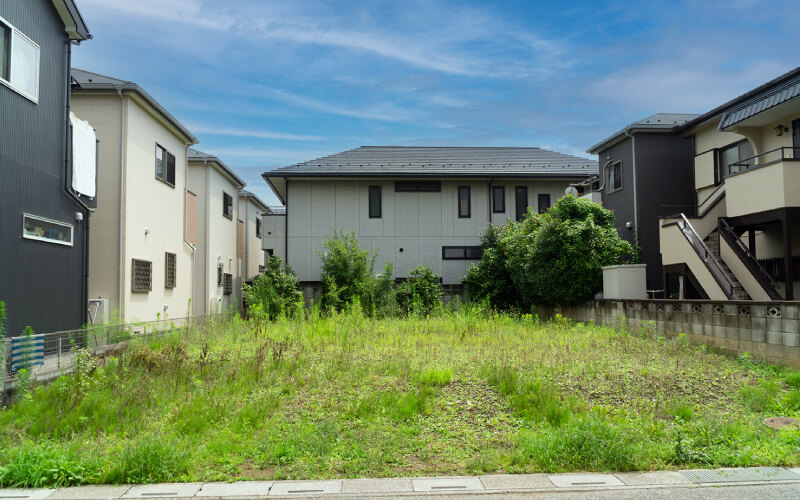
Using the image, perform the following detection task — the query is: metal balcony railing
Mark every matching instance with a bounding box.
[728,146,800,175]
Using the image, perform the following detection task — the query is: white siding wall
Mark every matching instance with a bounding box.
[282,178,575,284]
[122,100,193,322]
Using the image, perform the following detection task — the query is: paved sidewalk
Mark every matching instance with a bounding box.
[2,467,800,499]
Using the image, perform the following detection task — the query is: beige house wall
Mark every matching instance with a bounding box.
[283,177,579,284]
[241,196,266,280]
[122,100,193,323]
[71,94,125,316]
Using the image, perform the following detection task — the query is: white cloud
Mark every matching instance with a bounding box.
[187,124,324,142]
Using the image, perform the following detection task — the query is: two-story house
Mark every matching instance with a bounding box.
[0,0,91,336]
[262,146,597,298]
[660,67,800,301]
[239,190,269,281]
[71,69,198,324]
[187,148,246,315]
[586,114,698,295]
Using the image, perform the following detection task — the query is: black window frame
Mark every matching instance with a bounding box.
[492,185,505,213]
[155,144,176,188]
[223,191,233,220]
[217,264,224,287]
[515,186,528,222]
[256,217,262,238]
[0,20,9,82]
[395,181,441,192]
[538,194,551,214]
[714,139,754,185]
[458,185,471,218]
[606,160,622,193]
[368,185,382,218]
[442,246,483,260]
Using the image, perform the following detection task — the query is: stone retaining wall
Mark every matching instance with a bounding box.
[541,300,800,369]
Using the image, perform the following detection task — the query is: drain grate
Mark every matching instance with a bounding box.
[682,468,800,483]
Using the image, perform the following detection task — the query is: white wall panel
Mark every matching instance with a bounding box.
[290,182,312,236]
[311,181,335,236]
[335,182,360,231]
[395,237,419,277]
[395,192,419,237]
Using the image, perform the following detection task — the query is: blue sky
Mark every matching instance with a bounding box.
[71,0,799,206]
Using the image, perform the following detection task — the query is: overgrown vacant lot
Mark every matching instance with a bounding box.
[3,309,800,486]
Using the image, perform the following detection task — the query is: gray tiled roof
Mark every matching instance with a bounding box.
[188,148,245,187]
[71,68,197,145]
[238,189,270,212]
[587,113,699,154]
[719,76,800,129]
[264,146,597,178]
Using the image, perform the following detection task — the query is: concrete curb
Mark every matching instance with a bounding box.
[3,468,800,500]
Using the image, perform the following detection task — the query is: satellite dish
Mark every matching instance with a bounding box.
[565,186,579,196]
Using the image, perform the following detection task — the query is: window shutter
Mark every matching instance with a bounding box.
[165,252,176,288]
[166,152,176,186]
[132,259,152,292]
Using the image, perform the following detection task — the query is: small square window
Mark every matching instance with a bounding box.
[165,252,176,289]
[132,259,152,292]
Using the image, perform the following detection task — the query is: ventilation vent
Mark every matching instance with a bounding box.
[223,273,233,295]
[132,259,152,292]
[165,252,176,288]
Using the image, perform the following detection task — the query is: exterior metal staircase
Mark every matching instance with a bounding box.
[704,229,751,300]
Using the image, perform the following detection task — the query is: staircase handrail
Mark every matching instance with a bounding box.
[664,214,735,299]
[718,218,782,299]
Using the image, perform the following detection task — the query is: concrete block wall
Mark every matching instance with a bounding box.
[541,300,800,369]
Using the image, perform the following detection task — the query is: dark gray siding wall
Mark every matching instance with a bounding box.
[634,134,694,292]
[598,138,636,249]
[0,0,87,336]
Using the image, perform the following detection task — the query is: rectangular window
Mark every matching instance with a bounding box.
[266,249,274,257]
[164,252,176,289]
[256,217,262,238]
[155,145,176,187]
[442,246,483,260]
[22,213,73,246]
[223,273,233,295]
[606,161,622,193]
[458,186,471,218]
[132,259,152,292]
[515,186,528,221]
[716,140,754,183]
[369,185,382,218]
[395,181,441,192]
[0,17,39,102]
[538,194,551,213]
[0,22,9,81]
[217,264,223,287]
[223,192,233,219]
[492,185,505,213]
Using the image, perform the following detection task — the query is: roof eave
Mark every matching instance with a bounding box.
[52,0,91,40]
[262,174,286,206]
[261,171,594,179]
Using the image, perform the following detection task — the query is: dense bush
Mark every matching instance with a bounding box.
[318,229,394,315]
[395,265,443,316]
[242,256,303,320]
[464,195,632,308]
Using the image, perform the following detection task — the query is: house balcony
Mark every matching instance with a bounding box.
[725,147,800,218]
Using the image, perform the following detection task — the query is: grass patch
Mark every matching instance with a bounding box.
[1,312,799,485]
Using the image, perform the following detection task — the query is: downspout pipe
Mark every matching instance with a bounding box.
[284,179,289,265]
[62,39,91,327]
[116,87,126,320]
[204,159,210,315]
[624,131,639,233]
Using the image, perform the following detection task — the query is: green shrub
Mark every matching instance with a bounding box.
[465,196,632,308]
[784,370,800,388]
[486,366,573,426]
[242,256,303,320]
[318,229,394,315]
[395,265,443,316]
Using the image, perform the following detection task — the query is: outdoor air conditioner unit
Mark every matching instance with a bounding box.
[88,298,109,325]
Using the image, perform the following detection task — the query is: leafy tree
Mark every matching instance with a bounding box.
[465,195,632,308]
[318,229,394,315]
[242,256,303,320]
[395,265,443,316]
